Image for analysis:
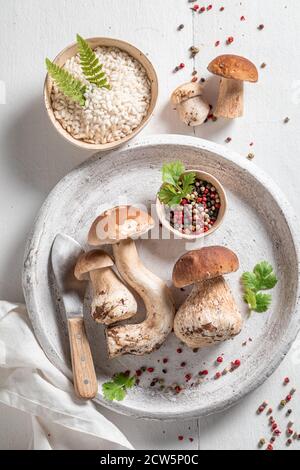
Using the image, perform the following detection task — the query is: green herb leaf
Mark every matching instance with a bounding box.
[243,289,257,310]
[254,292,272,313]
[162,161,185,186]
[241,261,277,314]
[182,172,196,195]
[253,261,278,290]
[76,34,110,90]
[46,58,86,106]
[102,373,136,401]
[241,271,260,292]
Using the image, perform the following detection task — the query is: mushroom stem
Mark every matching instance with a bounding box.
[89,268,137,325]
[214,78,244,118]
[106,239,175,358]
[174,276,242,348]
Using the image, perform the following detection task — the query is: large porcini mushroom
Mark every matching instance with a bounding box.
[173,246,242,348]
[88,206,175,358]
[171,81,210,126]
[207,55,258,118]
[74,249,137,325]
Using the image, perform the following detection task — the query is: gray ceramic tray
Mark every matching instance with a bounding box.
[23,135,300,420]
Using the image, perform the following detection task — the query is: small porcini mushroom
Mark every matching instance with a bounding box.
[207,55,258,118]
[74,249,137,325]
[171,82,210,126]
[173,246,242,348]
[88,206,175,358]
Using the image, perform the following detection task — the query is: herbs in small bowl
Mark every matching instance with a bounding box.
[156,161,227,239]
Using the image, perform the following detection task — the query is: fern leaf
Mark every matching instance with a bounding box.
[76,34,110,90]
[46,58,86,106]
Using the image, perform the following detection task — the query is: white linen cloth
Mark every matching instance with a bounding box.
[0,301,133,450]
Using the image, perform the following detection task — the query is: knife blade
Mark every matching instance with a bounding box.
[51,234,98,399]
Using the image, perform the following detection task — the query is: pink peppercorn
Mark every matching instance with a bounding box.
[147,367,154,373]
[136,369,142,377]
[284,377,290,384]
[220,6,224,11]
[199,370,208,376]
[272,423,277,431]
[286,394,292,402]
[267,444,273,451]
[207,4,212,10]
[215,372,221,380]
[193,5,199,11]
[175,386,182,394]
[163,358,168,364]
[215,40,220,47]
[240,16,245,21]
[177,348,183,354]
[200,6,205,13]
[185,374,192,382]
[179,63,185,69]
[216,356,223,364]
[226,36,234,45]
[234,359,241,367]
[178,435,184,441]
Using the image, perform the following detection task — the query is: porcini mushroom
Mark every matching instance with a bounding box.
[173,246,242,348]
[88,206,175,358]
[207,55,258,118]
[171,81,210,126]
[74,249,137,325]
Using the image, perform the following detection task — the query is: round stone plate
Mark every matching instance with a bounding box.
[23,135,300,420]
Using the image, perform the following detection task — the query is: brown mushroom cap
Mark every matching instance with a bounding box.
[74,249,114,280]
[88,205,154,246]
[172,246,239,288]
[171,82,204,105]
[207,55,258,83]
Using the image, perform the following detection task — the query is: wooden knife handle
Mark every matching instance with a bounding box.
[68,317,98,399]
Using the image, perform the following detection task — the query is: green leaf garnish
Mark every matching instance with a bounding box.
[102,373,136,401]
[76,34,110,90]
[158,161,196,207]
[46,58,87,106]
[243,289,257,310]
[241,261,277,314]
[254,292,272,313]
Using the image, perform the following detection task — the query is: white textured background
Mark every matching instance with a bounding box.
[1,0,300,450]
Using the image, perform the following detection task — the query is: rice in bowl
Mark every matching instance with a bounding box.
[50,46,152,145]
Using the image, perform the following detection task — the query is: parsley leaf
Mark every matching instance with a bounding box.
[243,289,257,310]
[253,261,278,290]
[241,261,277,314]
[162,161,185,186]
[255,292,272,313]
[102,373,136,401]
[158,162,196,207]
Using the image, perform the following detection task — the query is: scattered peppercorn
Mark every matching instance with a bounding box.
[260,62,267,69]
[193,348,199,353]
[225,137,232,143]
[240,16,246,21]
[163,358,168,364]
[199,370,208,376]
[284,377,290,385]
[199,6,206,13]
[200,77,206,83]
[216,356,223,364]
[280,399,287,408]
[185,373,192,382]
[220,6,224,11]
[286,394,292,402]
[175,385,182,394]
[162,369,167,374]
[215,40,220,47]
[233,359,241,367]
[267,408,273,415]
[177,348,182,354]
[136,369,142,377]
[267,444,273,451]
[178,435,184,441]
[178,24,185,31]
[207,4,212,10]
[192,4,199,11]
[258,438,266,448]
[190,46,200,57]
[258,24,265,30]
[286,438,292,446]
[226,36,234,45]
[191,76,198,82]
[192,70,198,76]
[147,367,154,373]
[181,362,186,367]
[215,372,221,380]
[189,437,194,442]
[284,117,290,123]
[247,152,255,160]
[179,63,185,69]
[286,409,292,416]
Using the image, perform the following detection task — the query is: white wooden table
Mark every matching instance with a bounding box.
[1,0,300,450]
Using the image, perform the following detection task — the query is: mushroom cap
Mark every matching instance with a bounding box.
[207,55,258,82]
[88,205,155,246]
[172,246,239,288]
[171,82,204,105]
[74,249,114,280]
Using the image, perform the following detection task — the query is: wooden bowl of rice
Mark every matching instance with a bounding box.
[44,37,158,151]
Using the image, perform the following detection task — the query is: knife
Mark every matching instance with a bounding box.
[51,234,98,399]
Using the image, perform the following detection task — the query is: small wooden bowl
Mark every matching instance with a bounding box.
[44,37,158,151]
[156,170,227,240]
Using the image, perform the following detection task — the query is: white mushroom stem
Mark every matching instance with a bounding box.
[106,239,175,358]
[214,78,244,118]
[177,96,210,126]
[174,276,242,348]
[90,268,137,325]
